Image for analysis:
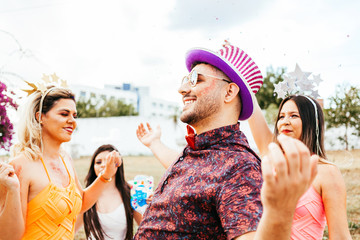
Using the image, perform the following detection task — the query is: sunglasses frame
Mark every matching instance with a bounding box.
[182,69,231,87]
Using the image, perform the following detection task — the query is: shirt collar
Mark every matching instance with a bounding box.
[185,123,241,150]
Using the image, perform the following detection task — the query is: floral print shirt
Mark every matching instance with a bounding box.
[134,123,263,240]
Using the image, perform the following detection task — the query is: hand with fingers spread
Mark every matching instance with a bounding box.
[136,122,162,148]
[261,134,318,217]
[101,150,122,180]
[0,162,20,191]
[136,122,179,169]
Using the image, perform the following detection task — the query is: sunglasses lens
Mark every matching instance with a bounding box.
[190,70,197,86]
[182,76,188,85]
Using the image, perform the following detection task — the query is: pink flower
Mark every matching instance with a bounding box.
[0,82,18,151]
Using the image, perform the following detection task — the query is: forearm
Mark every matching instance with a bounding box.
[74,213,84,233]
[80,177,109,212]
[248,100,273,157]
[149,140,179,169]
[133,210,143,225]
[253,208,294,240]
[0,189,25,240]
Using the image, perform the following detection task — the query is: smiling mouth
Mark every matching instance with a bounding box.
[64,128,73,133]
[184,99,195,105]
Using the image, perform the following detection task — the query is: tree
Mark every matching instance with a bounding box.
[324,85,360,150]
[256,66,286,110]
[76,96,138,118]
[0,81,18,151]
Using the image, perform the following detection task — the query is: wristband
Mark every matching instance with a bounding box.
[99,172,112,183]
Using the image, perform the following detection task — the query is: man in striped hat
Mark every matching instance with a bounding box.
[135,41,318,240]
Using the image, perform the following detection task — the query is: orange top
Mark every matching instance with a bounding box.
[291,186,326,240]
[22,156,82,240]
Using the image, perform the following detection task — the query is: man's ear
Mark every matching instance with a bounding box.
[224,83,240,103]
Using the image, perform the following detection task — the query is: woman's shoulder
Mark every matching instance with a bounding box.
[9,153,34,167]
[317,161,341,174]
[317,161,346,190]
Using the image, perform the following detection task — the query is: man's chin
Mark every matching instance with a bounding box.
[180,113,194,125]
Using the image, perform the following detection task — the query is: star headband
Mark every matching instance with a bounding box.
[22,73,68,96]
[274,64,323,99]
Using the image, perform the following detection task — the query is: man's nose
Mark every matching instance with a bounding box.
[178,81,191,95]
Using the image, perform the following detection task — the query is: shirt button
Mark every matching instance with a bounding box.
[179,157,184,161]
[164,180,168,185]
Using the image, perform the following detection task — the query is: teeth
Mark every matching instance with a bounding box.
[184,100,195,105]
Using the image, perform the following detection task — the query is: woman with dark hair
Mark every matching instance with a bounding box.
[78,144,142,240]
[248,95,351,239]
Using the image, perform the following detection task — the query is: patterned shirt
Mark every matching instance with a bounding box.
[134,123,263,240]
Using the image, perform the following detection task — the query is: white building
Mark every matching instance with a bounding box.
[70,84,180,118]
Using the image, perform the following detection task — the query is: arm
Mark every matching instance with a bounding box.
[234,134,319,240]
[133,210,143,225]
[247,99,274,157]
[74,212,84,233]
[136,122,179,169]
[75,151,122,213]
[319,164,352,239]
[0,161,26,240]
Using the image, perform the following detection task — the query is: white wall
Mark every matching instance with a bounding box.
[63,116,259,157]
[64,116,187,157]
[4,115,358,158]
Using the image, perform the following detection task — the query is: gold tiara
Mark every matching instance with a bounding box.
[22,73,68,96]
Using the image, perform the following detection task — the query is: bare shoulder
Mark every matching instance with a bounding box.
[317,162,342,179]
[317,162,346,190]
[9,154,33,178]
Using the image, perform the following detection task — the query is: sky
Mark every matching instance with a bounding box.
[0,0,359,106]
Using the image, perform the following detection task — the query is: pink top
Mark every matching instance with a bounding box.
[291,186,326,240]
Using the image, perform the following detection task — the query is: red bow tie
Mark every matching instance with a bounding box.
[185,125,196,150]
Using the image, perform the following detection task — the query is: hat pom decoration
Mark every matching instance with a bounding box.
[274,64,323,99]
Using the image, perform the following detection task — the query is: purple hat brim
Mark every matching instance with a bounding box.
[185,48,255,120]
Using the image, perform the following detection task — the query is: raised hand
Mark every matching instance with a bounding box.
[136,123,161,148]
[101,151,122,180]
[261,134,318,213]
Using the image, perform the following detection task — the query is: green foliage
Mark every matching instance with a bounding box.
[76,95,138,118]
[256,66,286,109]
[324,85,360,150]
[264,103,278,124]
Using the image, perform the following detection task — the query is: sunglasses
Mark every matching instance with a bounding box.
[181,69,232,87]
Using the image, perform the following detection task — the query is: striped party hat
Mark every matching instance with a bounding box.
[185,40,263,120]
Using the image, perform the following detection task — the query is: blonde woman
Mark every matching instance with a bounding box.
[0,83,120,240]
